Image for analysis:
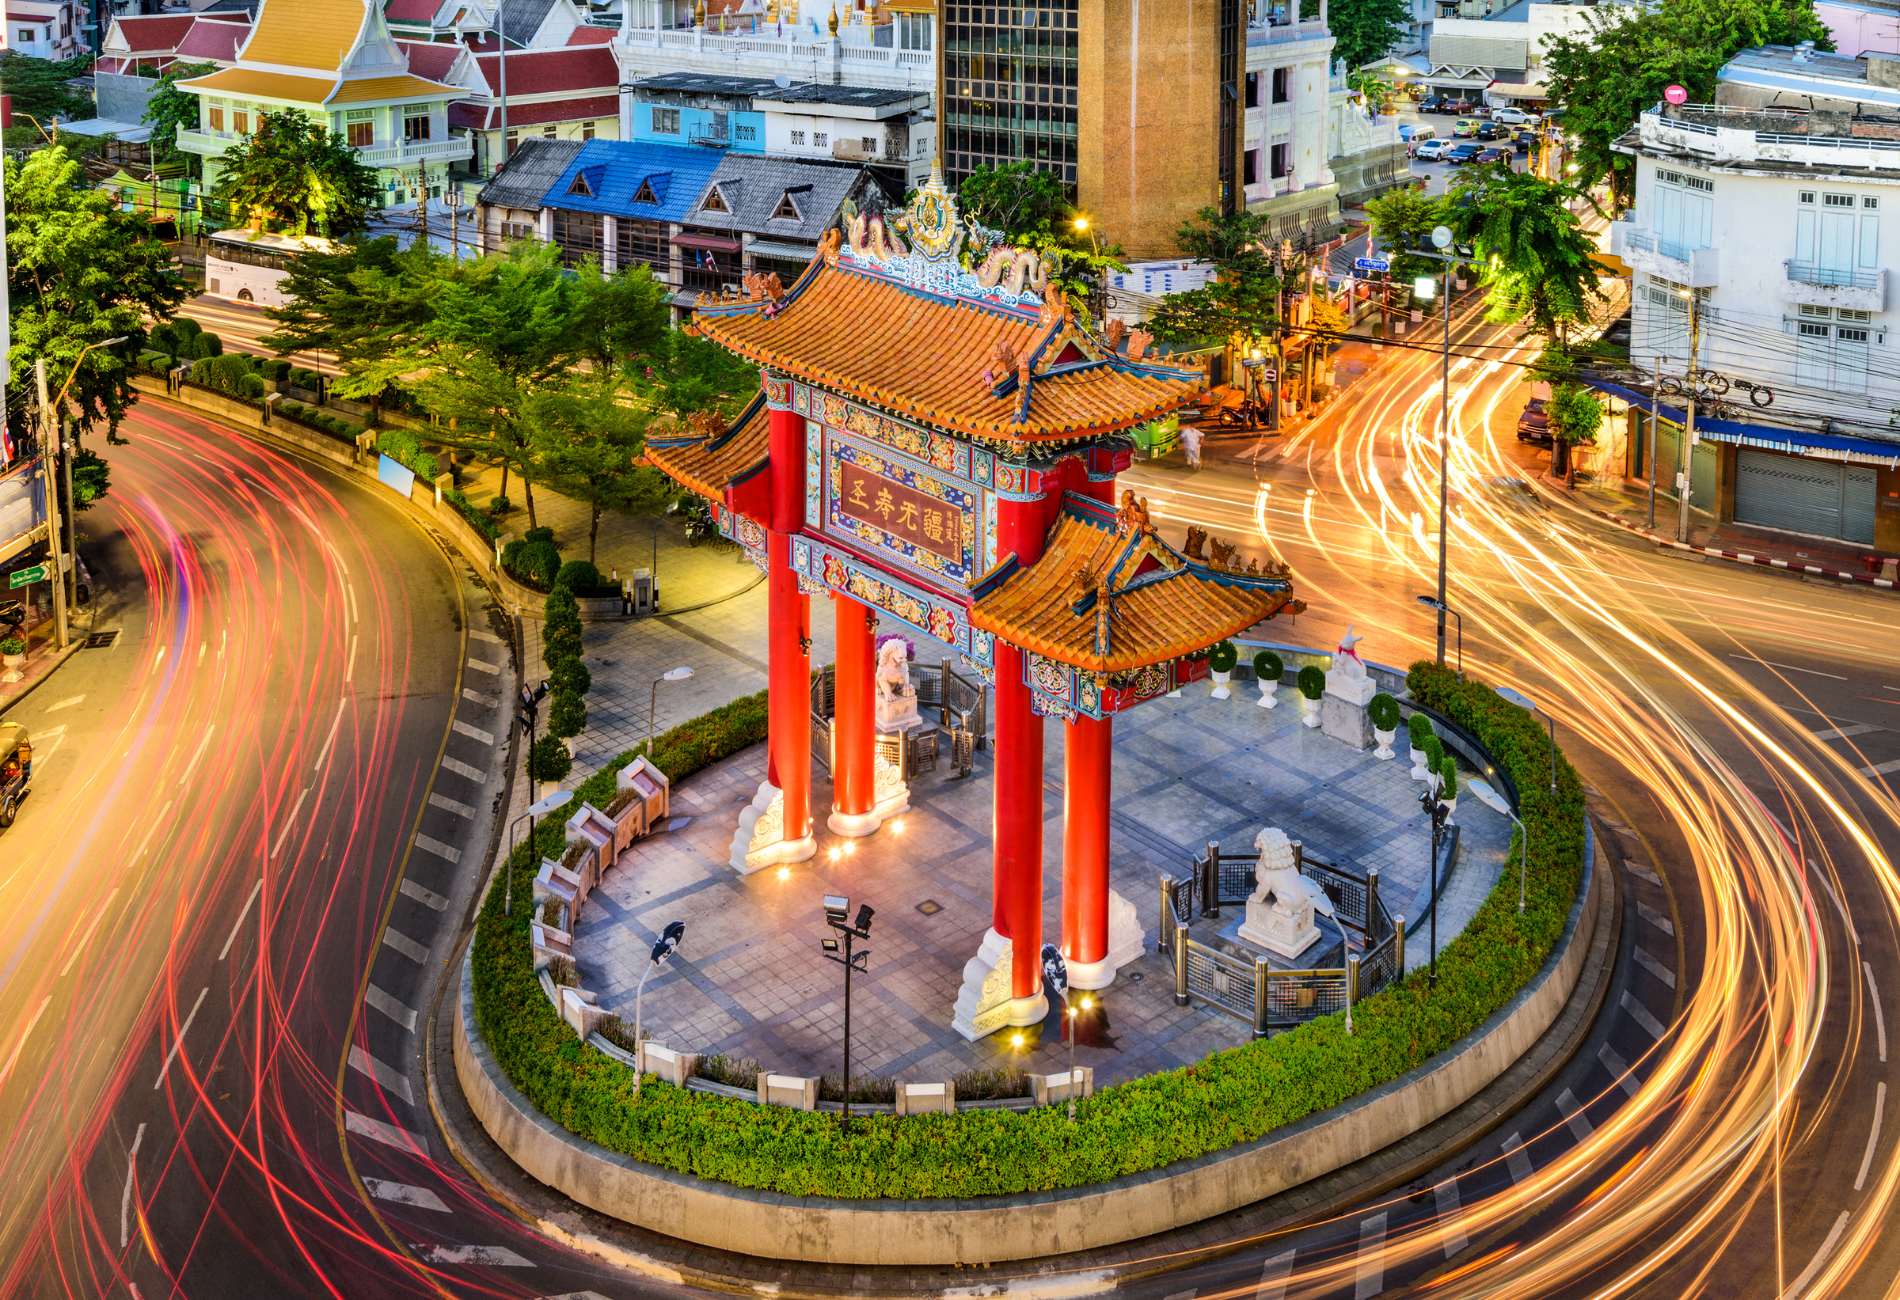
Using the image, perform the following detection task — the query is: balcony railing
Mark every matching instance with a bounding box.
[355,138,473,165]
[1623,230,1697,260]
[1787,261,1881,290]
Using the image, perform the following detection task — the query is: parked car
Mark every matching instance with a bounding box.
[1453,118,1479,137]
[1513,130,1538,154]
[1476,121,1503,140]
[1491,106,1536,125]
[1516,398,1551,445]
[1445,143,1485,164]
[1416,137,1456,161]
[1474,146,1510,164]
[1418,95,1449,113]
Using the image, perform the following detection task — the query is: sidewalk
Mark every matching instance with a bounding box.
[0,589,93,714]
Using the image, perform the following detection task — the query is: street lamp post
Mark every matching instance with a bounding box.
[1394,229,1463,668]
[1468,779,1527,912]
[633,919,685,1093]
[517,678,548,804]
[821,895,874,1133]
[506,787,572,917]
[1415,595,1461,680]
[648,665,694,756]
[36,335,130,650]
[1417,784,1449,987]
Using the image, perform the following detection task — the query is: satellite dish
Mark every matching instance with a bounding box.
[775,73,791,88]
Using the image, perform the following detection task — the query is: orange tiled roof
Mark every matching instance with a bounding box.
[644,394,769,501]
[688,233,1207,448]
[970,495,1301,673]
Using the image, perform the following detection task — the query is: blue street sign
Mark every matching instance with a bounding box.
[1355,256,1391,272]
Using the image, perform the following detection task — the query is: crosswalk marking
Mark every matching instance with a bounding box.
[1434,1179,1468,1257]
[1352,1212,1386,1300]
[416,1243,534,1266]
[461,688,498,709]
[1599,1041,1641,1098]
[452,719,494,746]
[1622,989,1668,1041]
[469,629,502,644]
[346,1110,428,1155]
[382,928,428,964]
[1556,1088,1594,1142]
[415,834,461,864]
[400,880,448,911]
[429,792,475,819]
[1623,858,1662,887]
[465,658,501,675]
[365,1179,450,1212]
[1254,1249,1296,1300]
[1633,946,1676,989]
[1636,901,1675,936]
[348,1045,415,1104]
[366,985,418,1031]
[1861,759,1900,777]
[1813,724,1878,742]
[441,756,487,782]
[1501,1132,1533,1185]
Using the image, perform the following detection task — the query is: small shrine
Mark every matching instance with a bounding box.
[644,164,1306,1039]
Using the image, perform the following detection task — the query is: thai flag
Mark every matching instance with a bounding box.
[0,423,13,465]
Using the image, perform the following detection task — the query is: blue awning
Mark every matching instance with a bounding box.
[1583,377,1900,469]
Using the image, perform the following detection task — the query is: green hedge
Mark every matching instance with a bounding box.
[375,428,439,482]
[443,487,499,543]
[470,665,1586,1199]
[278,401,357,441]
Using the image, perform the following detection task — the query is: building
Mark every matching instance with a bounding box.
[456,44,622,176]
[1417,5,1594,109]
[6,0,80,59]
[384,0,586,46]
[1606,43,1900,549]
[610,0,934,93]
[173,0,473,208]
[94,13,197,73]
[625,71,934,190]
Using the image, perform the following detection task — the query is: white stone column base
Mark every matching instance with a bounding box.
[1065,891,1148,990]
[826,807,881,837]
[825,756,909,837]
[951,928,1048,1040]
[730,781,817,874]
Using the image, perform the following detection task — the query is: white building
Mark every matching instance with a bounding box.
[1608,42,1900,550]
[1419,5,1596,108]
[610,0,934,94]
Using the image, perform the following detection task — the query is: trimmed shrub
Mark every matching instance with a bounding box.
[547,689,587,740]
[526,734,572,783]
[500,539,527,574]
[549,657,591,697]
[1422,735,1445,772]
[237,373,266,400]
[1252,649,1283,682]
[1369,692,1401,732]
[289,367,320,390]
[148,321,182,358]
[375,428,437,482]
[174,317,203,340]
[189,331,223,359]
[1207,640,1237,674]
[524,541,562,588]
[1407,712,1434,748]
[1439,752,1459,800]
[554,559,604,594]
[542,620,583,669]
[1296,664,1325,700]
[544,585,580,620]
[261,358,292,382]
[443,487,499,542]
[524,526,556,545]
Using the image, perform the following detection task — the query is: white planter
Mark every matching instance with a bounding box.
[0,651,22,684]
[1441,795,1458,821]
[1410,745,1433,781]
[1373,727,1396,760]
[1210,670,1232,700]
[1300,694,1322,728]
[1257,680,1279,709]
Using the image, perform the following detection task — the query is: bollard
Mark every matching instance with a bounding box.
[1173,919,1190,1006]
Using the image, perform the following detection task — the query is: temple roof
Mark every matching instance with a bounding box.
[685,168,1207,449]
[970,494,1302,673]
[643,393,769,502]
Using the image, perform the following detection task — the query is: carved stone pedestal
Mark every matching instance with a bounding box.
[951,928,1048,1041]
[1321,674,1377,751]
[729,781,817,874]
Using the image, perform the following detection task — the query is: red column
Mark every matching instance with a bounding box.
[829,592,876,835]
[993,642,1044,1000]
[1062,713,1111,972]
[766,530,810,844]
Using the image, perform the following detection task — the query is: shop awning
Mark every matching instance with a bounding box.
[746,238,818,263]
[673,232,742,253]
[1584,377,1900,469]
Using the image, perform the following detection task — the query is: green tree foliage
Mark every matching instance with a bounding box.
[5,146,188,449]
[533,373,674,563]
[140,60,219,176]
[1545,382,1604,485]
[652,330,760,421]
[72,447,110,509]
[527,735,572,784]
[1328,0,1411,72]
[1363,185,1450,283]
[547,689,588,741]
[0,55,95,124]
[1543,0,1831,202]
[1147,206,1281,351]
[955,161,1128,315]
[260,236,438,383]
[569,262,673,372]
[211,109,380,238]
[1442,165,1604,341]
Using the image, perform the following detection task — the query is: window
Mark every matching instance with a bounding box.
[1245,71,1258,108]
[233,110,249,134]
[506,128,520,156]
[1837,325,1871,394]
[620,221,670,273]
[1270,141,1290,179]
[1839,308,1872,323]
[915,135,928,156]
[700,185,729,213]
[1796,321,1831,386]
[651,106,680,134]
[862,136,877,153]
[582,120,596,140]
[1797,191,1873,273]
[1867,196,1882,209]
[898,10,932,48]
[1243,149,1257,185]
[813,132,828,147]
[735,123,756,141]
[208,105,225,132]
[790,129,806,145]
[543,125,556,139]
[1825,192,1855,207]
[16,28,32,42]
[771,189,802,221]
[503,220,536,242]
[1271,66,1290,104]
[404,114,431,141]
[349,120,374,147]
[568,171,594,197]
[1799,304,1832,319]
[1654,167,1712,258]
[1799,190,1816,205]
[632,178,660,205]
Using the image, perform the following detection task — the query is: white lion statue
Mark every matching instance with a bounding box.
[1251,827,1334,918]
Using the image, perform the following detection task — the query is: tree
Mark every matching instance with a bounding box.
[1543,0,1831,202]
[141,61,219,178]
[1363,185,1450,283]
[653,330,760,421]
[211,109,380,238]
[956,161,1128,316]
[5,146,188,450]
[1328,0,1411,72]
[1146,206,1281,354]
[532,373,674,563]
[0,55,95,125]
[260,237,442,385]
[567,261,671,373]
[72,448,111,509]
[1442,165,1604,341]
[1545,383,1604,486]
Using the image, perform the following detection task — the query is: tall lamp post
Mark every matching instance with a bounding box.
[1417,784,1449,987]
[37,334,130,650]
[821,895,874,1133]
[1393,229,1462,667]
[1415,594,1461,680]
[633,919,685,1093]
[1041,944,1092,1123]
[506,787,572,916]
[648,665,694,755]
[1468,779,1527,913]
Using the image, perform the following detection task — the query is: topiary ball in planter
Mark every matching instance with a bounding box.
[527,734,572,784]
[1422,735,1446,790]
[1253,649,1284,708]
[1207,640,1238,699]
[1296,664,1325,727]
[1369,692,1401,759]
[1408,712,1436,780]
[0,637,24,658]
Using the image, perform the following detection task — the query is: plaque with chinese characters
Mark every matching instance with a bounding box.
[827,438,978,586]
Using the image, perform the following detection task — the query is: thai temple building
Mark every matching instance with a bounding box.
[645,168,1304,1039]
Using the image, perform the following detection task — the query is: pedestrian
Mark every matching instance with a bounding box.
[1180,423,1204,470]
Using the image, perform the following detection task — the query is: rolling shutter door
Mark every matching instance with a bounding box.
[1845,466,1877,545]
[1691,437,1718,508]
[1735,449,1875,542]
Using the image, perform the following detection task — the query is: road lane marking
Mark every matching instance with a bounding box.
[153,987,210,1090]
[60,887,118,976]
[451,719,494,746]
[1815,866,1859,945]
[0,996,52,1091]
[1622,990,1667,1041]
[466,658,501,675]
[469,629,501,644]
[349,1045,415,1103]
[1636,901,1675,936]
[1633,947,1677,989]
[461,688,498,709]
[314,699,347,772]
[1623,858,1662,887]
[382,928,428,963]
[365,1179,450,1212]
[1352,1211,1386,1299]
[1254,1250,1296,1300]
[45,695,84,712]
[416,1243,533,1266]
[429,792,474,819]
[119,1123,146,1249]
[400,880,448,911]
[1866,963,1887,1063]
[1856,1083,1886,1193]
[1599,1042,1641,1098]
[219,880,264,961]
[177,724,217,788]
[1501,1132,1533,1185]
[366,985,418,1031]
[1435,1179,1468,1257]
[1813,724,1878,741]
[415,834,461,864]
[1861,759,1900,777]
[271,788,309,858]
[441,756,487,783]
[1785,1212,1850,1300]
[1726,653,1845,680]
[346,634,357,683]
[1556,1089,1594,1142]
[128,801,173,866]
[346,1109,429,1155]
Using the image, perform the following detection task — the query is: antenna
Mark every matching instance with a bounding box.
[776,72,790,86]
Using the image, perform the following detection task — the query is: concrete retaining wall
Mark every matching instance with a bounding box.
[455,828,1601,1266]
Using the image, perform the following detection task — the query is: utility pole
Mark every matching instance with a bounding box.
[32,361,68,652]
[1677,291,1699,544]
[1647,354,1659,531]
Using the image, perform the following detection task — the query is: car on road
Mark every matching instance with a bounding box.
[1475,146,1510,164]
[1453,118,1479,136]
[1445,142,1485,164]
[1419,95,1449,113]
[1490,106,1536,125]
[1415,137,1456,161]
[1400,123,1438,143]
[1517,398,1551,445]
[1476,121,1504,140]
[1513,130,1538,154]
[0,722,32,827]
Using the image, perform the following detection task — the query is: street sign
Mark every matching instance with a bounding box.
[1355,256,1390,272]
[9,564,47,589]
